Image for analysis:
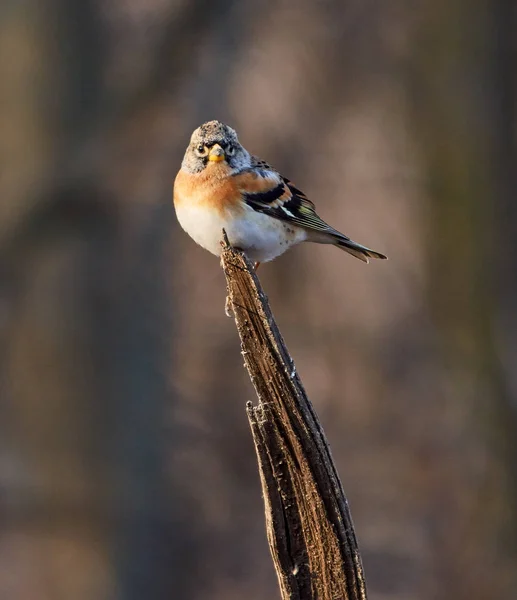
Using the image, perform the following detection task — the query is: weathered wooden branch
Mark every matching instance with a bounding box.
[220,234,368,600]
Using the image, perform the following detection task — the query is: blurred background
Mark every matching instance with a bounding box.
[1,1,516,599]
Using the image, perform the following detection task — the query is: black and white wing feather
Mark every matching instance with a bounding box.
[232,158,387,263]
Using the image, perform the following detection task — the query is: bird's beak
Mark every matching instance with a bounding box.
[208,144,225,162]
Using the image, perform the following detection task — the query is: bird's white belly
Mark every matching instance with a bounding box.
[175,203,307,262]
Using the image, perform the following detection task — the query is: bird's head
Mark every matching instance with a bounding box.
[181,120,251,174]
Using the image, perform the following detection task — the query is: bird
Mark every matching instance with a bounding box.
[174,120,387,269]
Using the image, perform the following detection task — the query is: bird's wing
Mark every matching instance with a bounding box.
[233,157,340,235]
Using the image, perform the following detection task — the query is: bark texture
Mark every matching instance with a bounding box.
[222,236,367,600]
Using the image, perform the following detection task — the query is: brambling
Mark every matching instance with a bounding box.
[174,120,387,267]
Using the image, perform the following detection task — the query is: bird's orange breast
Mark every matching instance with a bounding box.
[174,166,244,217]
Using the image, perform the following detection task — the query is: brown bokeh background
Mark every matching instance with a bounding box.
[1,1,516,599]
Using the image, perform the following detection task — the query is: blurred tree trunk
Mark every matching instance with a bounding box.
[410,1,517,597]
[491,0,517,436]
[0,2,180,598]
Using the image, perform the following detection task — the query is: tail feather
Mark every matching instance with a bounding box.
[305,228,387,263]
[333,235,387,263]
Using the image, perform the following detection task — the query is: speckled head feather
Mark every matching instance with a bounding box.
[181,120,251,174]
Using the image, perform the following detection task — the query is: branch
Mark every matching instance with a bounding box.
[220,235,368,600]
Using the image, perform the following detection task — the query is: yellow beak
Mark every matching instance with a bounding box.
[208,144,225,162]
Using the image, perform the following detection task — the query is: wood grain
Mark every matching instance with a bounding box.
[221,232,368,600]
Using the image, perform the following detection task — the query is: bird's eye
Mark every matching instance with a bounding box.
[226,145,235,156]
[195,144,208,157]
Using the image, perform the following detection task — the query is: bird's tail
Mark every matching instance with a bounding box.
[332,234,387,264]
